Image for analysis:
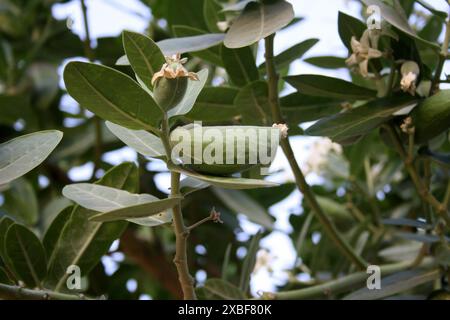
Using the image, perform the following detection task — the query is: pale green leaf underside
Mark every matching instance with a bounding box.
[0,130,63,185]
[62,183,176,226]
[157,34,225,56]
[106,121,165,158]
[168,163,278,189]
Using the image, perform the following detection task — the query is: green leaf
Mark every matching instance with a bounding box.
[62,183,179,225]
[221,0,256,12]
[239,231,262,293]
[344,268,441,300]
[304,56,347,69]
[234,81,271,125]
[305,96,417,141]
[180,176,210,196]
[63,61,163,131]
[258,38,319,71]
[395,232,443,243]
[63,183,176,225]
[45,163,136,291]
[172,25,223,66]
[280,93,342,123]
[203,0,225,33]
[122,30,165,89]
[105,121,165,158]
[0,217,14,260]
[224,0,294,48]
[43,206,73,259]
[411,90,450,144]
[338,11,366,50]
[168,163,278,189]
[186,87,240,122]
[221,45,259,87]
[1,178,38,226]
[4,224,47,288]
[197,278,247,300]
[0,130,63,185]
[316,196,352,220]
[158,33,225,56]
[284,74,377,100]
[89,199,178,224]
[361,0,439,50]
[244,183,296,208]
[167,69,209,118]
[212,187,273,228]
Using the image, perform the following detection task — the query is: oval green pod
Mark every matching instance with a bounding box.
[170,125,281,176]
[153,77,188,110]
[410,90,450,144]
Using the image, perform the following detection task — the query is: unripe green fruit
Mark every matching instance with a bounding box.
[410,90,450,144]
[170,125,280,176]
[153,77,188,111]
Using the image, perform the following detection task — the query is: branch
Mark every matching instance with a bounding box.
[0,283,94,300]
[185,208,223,233]
[264,34,367,270]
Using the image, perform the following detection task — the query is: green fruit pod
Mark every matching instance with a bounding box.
[153,77,188,111]
[410,90,450,144]
[170,125,281,176]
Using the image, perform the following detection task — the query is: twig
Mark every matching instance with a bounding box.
[0,283,94,300]
[185,208,223,233]
[264,34,367,270]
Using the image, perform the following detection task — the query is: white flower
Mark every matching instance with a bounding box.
[346,30,382,77]
[400,61,420,96]
[272,123,289,138]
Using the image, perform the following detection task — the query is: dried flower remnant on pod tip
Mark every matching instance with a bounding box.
[151,53,199,85]
[272,123,288,138]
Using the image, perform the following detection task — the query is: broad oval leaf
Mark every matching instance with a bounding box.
[43,206,74,258]
[186,86,240,123]
[45,163,136,290]
[224,0,294,48]
[172,26,223,66]
[284,74,377,100]
[304,56,347,69]
[4,224,47,288]
[338,11,366,50]
[122,31,165,89]
[1,178,38,226]
[221,45,259,87]
[234,81,271,125]
[168,163,278,189]
[411,90,450,144]
[63,61,163,131]
[212,187,273,229]
[280,93,342,123]
[167,69,209,118]
[0,216,14,260]
[157,33,225,56]
[106,121,165,158]
[305,96,417,141]
[0,130,63,185]
[361,0,439,50]
[62,183,179,225]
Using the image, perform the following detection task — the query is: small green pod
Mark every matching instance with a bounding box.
[410,90,450,144]
[170,125,281,176]
[153,77,188,111]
